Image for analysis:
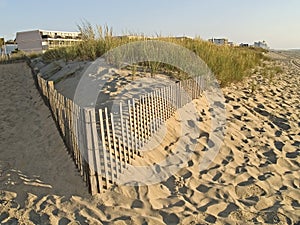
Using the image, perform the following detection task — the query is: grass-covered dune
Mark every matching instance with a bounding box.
[42,24,269,86]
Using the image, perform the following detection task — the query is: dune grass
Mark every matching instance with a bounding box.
[42,23,269,86]
[0,51,27,64]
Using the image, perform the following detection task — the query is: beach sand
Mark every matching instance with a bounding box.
[0,52,299,224]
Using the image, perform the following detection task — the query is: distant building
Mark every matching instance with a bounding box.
[0,38,18,56]
[113,35,152,40]
[254,40,268,49]
[16,29,81,53]
[240,43,249,47]
[208,38,229,45]
[3,44,18,55]
[174,36,193,40]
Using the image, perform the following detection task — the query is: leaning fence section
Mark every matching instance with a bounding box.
[35,72,205,194]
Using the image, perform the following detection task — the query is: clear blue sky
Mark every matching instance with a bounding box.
[1,0,299,49]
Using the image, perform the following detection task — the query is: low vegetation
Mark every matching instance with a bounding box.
[42,22,271,86]
[0,50,42,64]
[0,51,26,63]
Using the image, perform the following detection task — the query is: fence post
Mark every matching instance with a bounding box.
[119,102,128,167]
[128,100,135,156]
[145,94,150,141]
[83,108,98,195]
[142,95,147,140]
[156,90,162,126]
[167,86,171,119]
[134,99,141,149]
[110,112,120,178]
[117,136,124,172]
[150,92,156,134]
[99,109,110,188]
[104,107,115,183]
[48,81,54,107]
[125,119,131,163]
[75,104,83,176]
[139,96,145,146]
[162,87,167,122]
[90,108,103,193]
[132,99,138,154]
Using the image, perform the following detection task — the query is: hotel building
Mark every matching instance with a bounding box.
[16,29,81,53]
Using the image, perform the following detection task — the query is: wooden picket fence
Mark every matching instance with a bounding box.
[35,73,205,194]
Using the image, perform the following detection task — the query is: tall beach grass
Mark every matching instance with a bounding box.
[42,23,269,86]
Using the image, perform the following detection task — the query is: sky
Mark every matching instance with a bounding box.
[0,0,299,49]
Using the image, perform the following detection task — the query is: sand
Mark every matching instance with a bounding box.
[0,52,300,224]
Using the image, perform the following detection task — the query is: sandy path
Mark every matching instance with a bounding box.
[0,62,89,224]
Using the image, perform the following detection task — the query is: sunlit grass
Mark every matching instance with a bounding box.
[42,23,270,86]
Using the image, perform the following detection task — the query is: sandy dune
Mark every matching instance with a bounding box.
[0,52,300,225]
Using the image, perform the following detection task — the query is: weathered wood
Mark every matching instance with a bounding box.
[139,96,145,146]
[156,90,162,126]
[178,82,182,108]
[75,104,83,174]
[117,136,124,172]
[90,108,103,192]
[48,81,54,107]
[132,99,138,153]
[104,107,114,183]
[110,112,120,178]
[134,98,141,149]
[145,95,150,139]
[167,86,171,119]
[99,109,110,188]
[128,100,135,156]
[150,92,156,134]
[163,87,167,121]
[125,119,131,163]
[83,108,98,195]
[119,102,127,167]
[153,90,159,130]
[170,85,174,115]
[147,93,152,137]
[193,79,197,99]
[141,96,146,142]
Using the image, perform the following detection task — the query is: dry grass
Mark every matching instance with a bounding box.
[42,23,270,86]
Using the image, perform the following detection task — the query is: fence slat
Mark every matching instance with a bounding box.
[132,99,138,154]
[110,112,120,177]
[84,109,98,195]
[128,100,135,156]
[139,96,145,146]
[90,109,103,192]
[150,92,156,134]
[104,107,114,184]
[119,102,127,167]
[99,109,110,188]
[125,119,131,163]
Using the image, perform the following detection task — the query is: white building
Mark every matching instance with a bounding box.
[254,41,268,49]
[208,38,229,45]
[16,29,81,53]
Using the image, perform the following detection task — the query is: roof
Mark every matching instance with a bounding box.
[16,29,80,35]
